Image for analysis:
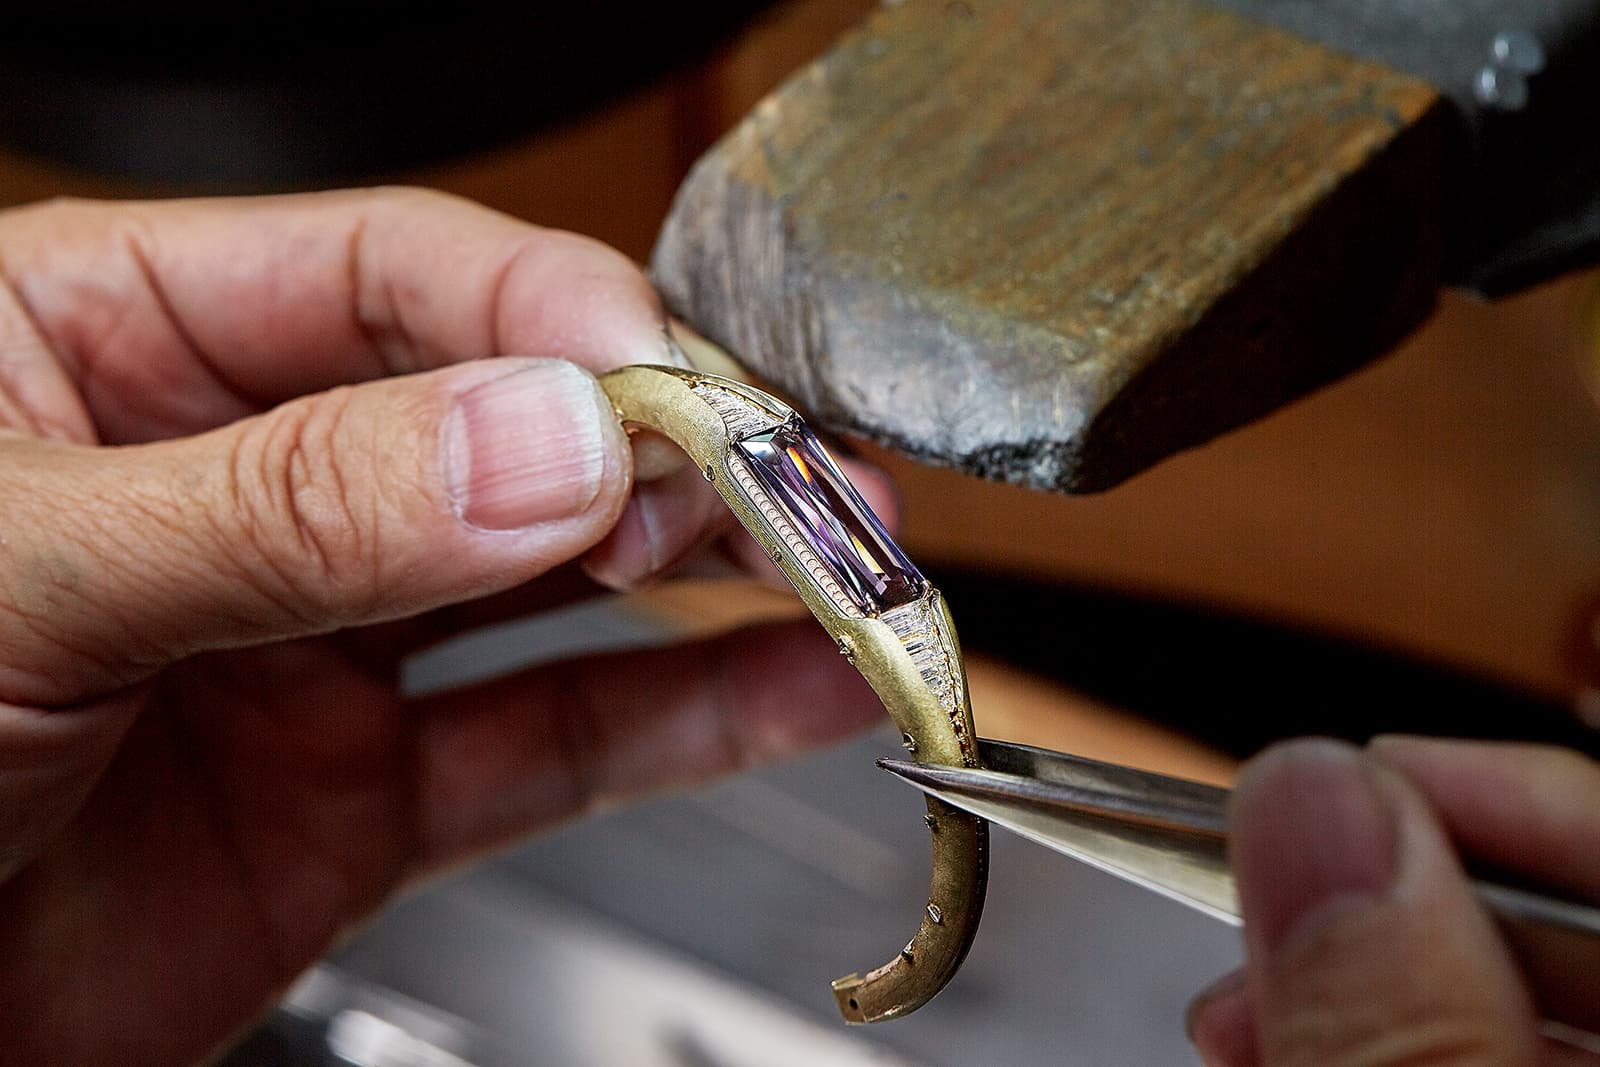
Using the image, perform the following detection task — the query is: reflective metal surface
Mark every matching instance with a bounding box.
[883,738,1600,1036]
[599,365,987,1022]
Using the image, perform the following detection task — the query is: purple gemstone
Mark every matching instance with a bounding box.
[736,419,926,613]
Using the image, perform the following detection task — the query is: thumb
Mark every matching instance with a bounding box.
[1192,739,1540,1067]
[0,357,630,706]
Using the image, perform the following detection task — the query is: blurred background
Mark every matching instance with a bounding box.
[3,1,1597,1063]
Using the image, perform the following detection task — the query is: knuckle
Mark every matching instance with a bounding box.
[224,388,380,622]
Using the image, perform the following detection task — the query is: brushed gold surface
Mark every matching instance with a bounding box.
[600,364,987,1023]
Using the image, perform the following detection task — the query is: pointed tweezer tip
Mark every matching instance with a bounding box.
[875,757,970,793]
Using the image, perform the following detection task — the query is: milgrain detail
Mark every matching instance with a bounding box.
[690,379,784,439]
[692,374,865,620]
[691,375,970,759]
[725,453,865,620]
[882,594,972,763]
[602,366,986,1024]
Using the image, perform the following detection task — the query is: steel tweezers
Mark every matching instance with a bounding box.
[881,738,1600,1038]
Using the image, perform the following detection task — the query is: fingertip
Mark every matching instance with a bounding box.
[580,493,660,592]
[1230,739,1397,954]
[581,462,728,591]
[1186,969,1258,1067]
[1368,733,1595,782]
[1230,740,1542,1065]
[629,429,691,483]
[494,228,673,375]
[1365,733,1600,904]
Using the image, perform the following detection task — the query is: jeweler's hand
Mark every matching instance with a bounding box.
[0,189,891,1066]
[1187,737,1600,1066]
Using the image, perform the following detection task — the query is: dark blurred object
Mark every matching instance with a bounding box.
[1212,0,1600,294]
[935,569,1600,759]
[214,1012,329,1067]
[0,4,774,191]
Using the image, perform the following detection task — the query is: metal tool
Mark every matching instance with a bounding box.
[881,738,1600,1037]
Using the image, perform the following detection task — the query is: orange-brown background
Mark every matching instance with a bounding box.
[3,0,1595,761]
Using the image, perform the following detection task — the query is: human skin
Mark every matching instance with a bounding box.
[0,188,894,1065]
[6,188,1594,1067]
[1188,737,1600,1066]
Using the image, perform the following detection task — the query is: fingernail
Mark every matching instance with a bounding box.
[446,361,612,531]
[1231,740,1398,954]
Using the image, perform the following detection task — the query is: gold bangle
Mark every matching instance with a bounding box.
[599,364,987,1024]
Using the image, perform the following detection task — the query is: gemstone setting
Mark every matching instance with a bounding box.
[734,419,926,615]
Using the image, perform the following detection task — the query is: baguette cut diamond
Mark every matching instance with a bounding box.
[736,419,926,613]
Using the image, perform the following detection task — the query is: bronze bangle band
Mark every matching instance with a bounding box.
[598,364,987,1024]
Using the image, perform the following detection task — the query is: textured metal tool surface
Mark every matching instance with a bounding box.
[652,0,1446,492]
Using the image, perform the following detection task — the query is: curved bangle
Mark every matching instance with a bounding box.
[598,364,987,1024]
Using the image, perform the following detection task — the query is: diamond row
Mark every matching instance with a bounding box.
[690,380,782,438]
[726,455,865,619]
[882,595,970,756]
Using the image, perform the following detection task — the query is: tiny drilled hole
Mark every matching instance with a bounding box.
[848,998,859,1010]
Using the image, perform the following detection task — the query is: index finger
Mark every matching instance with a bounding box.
[0,187,676,443]
[1369,736,1600,901]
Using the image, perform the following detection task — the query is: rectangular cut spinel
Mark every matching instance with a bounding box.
[735,419,926,614]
